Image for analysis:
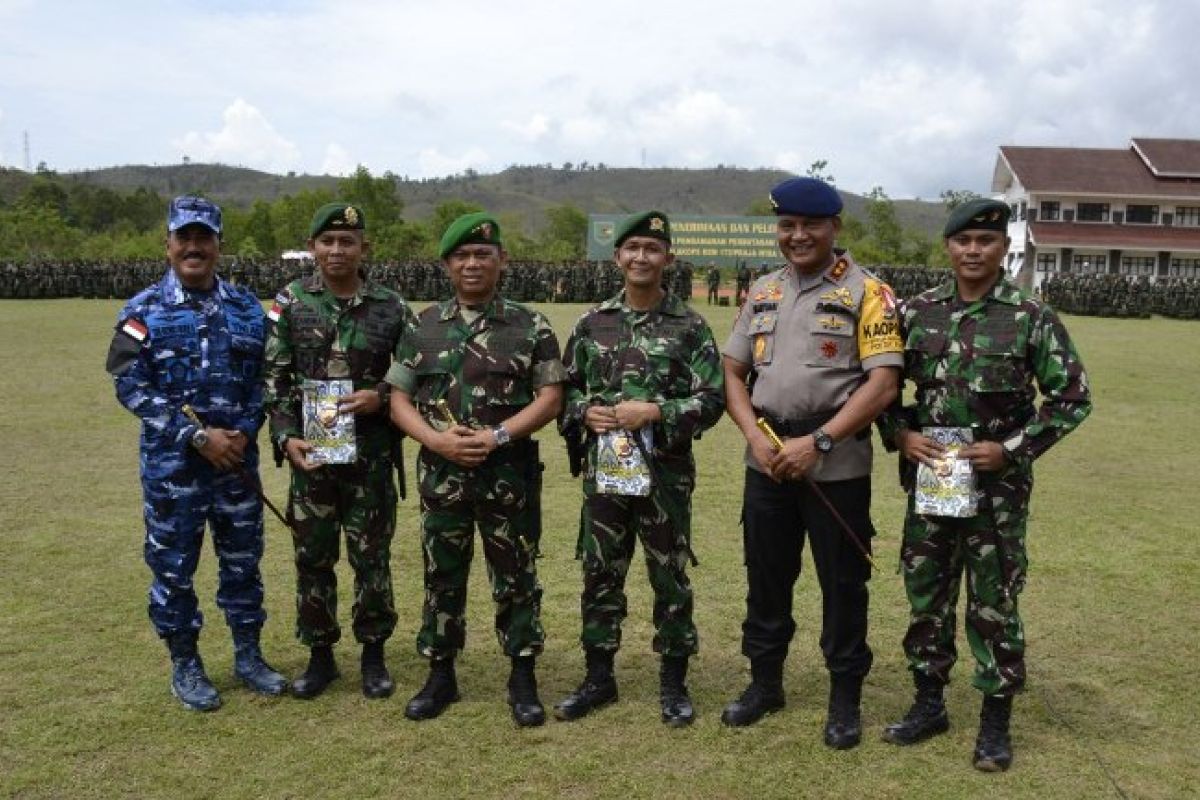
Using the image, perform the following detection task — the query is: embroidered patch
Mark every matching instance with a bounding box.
[121,319,148,342]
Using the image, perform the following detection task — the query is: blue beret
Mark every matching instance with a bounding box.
[768,177,843,217]
[167,195,222,234]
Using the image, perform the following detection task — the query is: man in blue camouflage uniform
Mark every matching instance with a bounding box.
[878,199,1092,771]
[555,211,725,727]
[107,196,286,711]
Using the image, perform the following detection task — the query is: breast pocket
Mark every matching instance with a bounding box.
[152,341,201,389]
[969,348,1026,394]
[905,330,947,378]
[806,314,855,368]
[484,336,534,406]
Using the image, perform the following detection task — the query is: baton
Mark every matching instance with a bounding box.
[182,405,295,533]
[436,398,461,427]
[756,417,879,572]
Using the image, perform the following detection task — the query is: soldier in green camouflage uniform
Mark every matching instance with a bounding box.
[555,211,725,727]
[878,199,1092,772]
[262,203,417,701]
[388,212,565,727]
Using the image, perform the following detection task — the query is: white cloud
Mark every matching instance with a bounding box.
[320,142,355,177]
[416,146,489,178]
[171,99,301,172]
[502,114,551,142]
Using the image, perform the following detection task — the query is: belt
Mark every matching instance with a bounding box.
[757,409,870,441]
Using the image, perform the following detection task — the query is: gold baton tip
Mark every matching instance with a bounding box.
[755,418,785,451]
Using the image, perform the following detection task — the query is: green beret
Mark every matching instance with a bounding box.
[614,210,671,248]
[308,202,366,238]
[943,198,1010,238]
[439,212,503,259]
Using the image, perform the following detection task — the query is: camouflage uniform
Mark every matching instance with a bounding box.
[107,267,268,638]
[387,296,566,659]
[880,276,1092,695]
[262,272,417,647]
[561,290,725,657]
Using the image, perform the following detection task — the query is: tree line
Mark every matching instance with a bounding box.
[0,162,969,268]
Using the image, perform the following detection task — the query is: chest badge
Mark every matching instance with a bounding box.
[820,340,840,359]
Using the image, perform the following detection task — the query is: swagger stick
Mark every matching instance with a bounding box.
[182,404,295,533]
[756,417,879,572]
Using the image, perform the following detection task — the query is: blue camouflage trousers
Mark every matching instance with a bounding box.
[141,446,267,638]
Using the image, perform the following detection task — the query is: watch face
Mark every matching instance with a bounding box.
[815,431,833,453]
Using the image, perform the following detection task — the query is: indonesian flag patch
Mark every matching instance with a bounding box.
[268,292,290,322]
[121,318,148,342]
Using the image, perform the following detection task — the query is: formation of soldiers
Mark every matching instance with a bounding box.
[1041,273,1200,319]
[0,257,697,304]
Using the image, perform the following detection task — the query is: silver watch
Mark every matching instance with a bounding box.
[813,427,834,454]
[190,427,210,450]
[492,424,512,446]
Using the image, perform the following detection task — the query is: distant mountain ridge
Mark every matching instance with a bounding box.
[3,163,949,236]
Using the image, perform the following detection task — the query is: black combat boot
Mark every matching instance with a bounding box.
[824,673,864,749]
[720,658,785,727]
[232,626,287,696]
[882,672,949,745]
[554,649,617,722]
[973,694,1014,772]
[166,632,221,712]
[507,656,545,727]
[291,645,339,699]
[404,658,459,721]
[659,655,695,728]
[360,641,394,699]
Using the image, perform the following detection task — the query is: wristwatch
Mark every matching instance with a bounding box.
[812,427,835,454]
[492,424,512,446]
[190,426,210,450]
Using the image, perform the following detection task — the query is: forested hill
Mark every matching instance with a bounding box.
[2,163,947,236]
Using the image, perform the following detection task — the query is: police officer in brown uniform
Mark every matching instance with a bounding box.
[720,177,903,748]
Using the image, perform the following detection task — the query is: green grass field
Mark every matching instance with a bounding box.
[1,299,1196,799]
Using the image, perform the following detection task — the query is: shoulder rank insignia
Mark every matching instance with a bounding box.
[819,287,855,308]
[829,258,849,281]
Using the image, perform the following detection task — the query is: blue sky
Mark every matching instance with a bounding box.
[1,0,1197,198]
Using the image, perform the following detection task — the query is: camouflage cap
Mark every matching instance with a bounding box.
[768,177,842,217]
[439,212,502,259]
[308,202,366,238]
[614,210,671,248]
[167,195,222,234]
[943,198,1010,237]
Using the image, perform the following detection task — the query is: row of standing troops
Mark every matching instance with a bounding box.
[0,256,694,305]
[109,181,1090,775]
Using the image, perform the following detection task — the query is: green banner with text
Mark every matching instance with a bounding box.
[588,214,780,269]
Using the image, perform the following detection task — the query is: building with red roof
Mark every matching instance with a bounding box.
[991,138,1200,287]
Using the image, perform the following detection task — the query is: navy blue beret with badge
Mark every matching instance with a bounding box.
[768,177,843,217]
[943,198,1010,238]
[168,195,223,234]
[614,210,672,248]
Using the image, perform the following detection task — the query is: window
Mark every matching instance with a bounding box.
[1175,207,1200,226]
[1170,258,1200,277]
[1036,253,1057,272]
[1125,205,1159,224]
[1039,201,1060,221]
[1120,256,1155,275]
[1076,203,1110,222]
[1072,254,1107,274]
